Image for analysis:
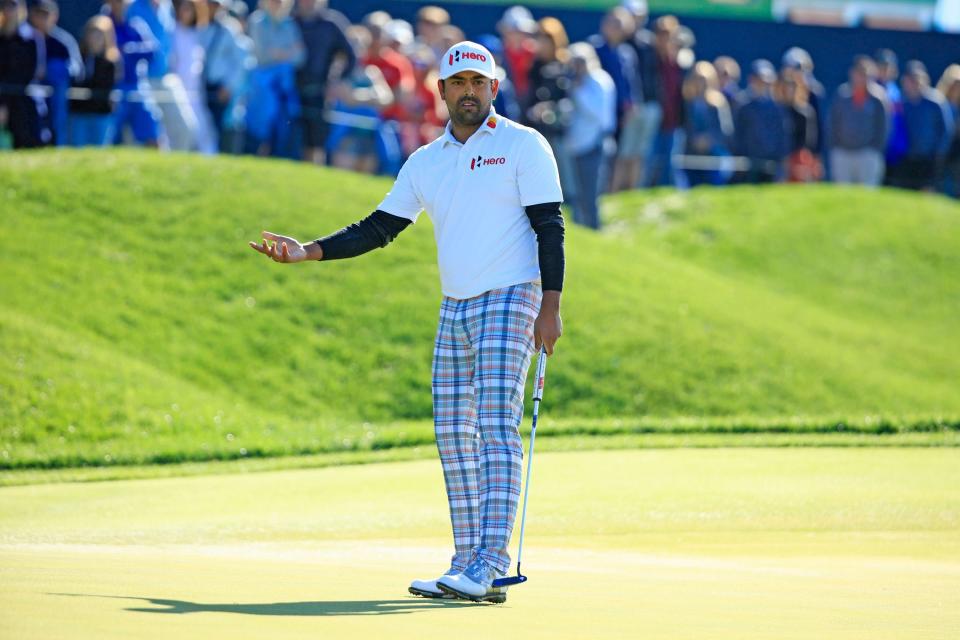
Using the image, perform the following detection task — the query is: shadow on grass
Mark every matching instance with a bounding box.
[48,592,483,616]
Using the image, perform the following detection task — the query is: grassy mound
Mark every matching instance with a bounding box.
[1,150,958,469]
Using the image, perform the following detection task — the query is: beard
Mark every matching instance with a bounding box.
[450,97,488,127]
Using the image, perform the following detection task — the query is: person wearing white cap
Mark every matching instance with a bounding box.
[249,40,565,604]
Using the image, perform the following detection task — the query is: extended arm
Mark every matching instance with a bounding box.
[249,210,411,263]
[525,201,565,355]
[311,210,411,260]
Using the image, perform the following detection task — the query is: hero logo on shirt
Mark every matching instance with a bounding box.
[470,155,506,171]
[450,50,488,65]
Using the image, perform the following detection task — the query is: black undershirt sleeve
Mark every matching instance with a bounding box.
[524,201,565,292]
[315,210,412,261]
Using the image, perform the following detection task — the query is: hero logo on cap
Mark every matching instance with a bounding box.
[440,41,497,80]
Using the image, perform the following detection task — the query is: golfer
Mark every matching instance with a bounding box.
[249,41,565,603]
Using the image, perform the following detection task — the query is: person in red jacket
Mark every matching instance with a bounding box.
[361,12,414,124]
[496,5,536,106]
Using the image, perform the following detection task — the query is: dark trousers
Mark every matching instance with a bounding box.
[1,95,41,148]
[572,143,605,230]
[888,156,937,191]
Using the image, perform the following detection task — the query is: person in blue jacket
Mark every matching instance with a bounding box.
[103,0,162,147]
[888,60,955,191]
[734,59,787,183]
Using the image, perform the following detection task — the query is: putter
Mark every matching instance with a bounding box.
[492,346,548,588]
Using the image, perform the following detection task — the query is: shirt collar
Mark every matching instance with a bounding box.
[442,106,500,147]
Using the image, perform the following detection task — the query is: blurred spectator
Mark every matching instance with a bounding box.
[362,11,388,29]
[875,48,908,174]
[198,0,253,153]
[888,60,954,191]
[127,0,171,78]
[497,5,537,105]
[780,46,824,153]
[395,43,443,156]
[476,33,521,122]
[621,0,661,189]
[227,0,246,28]
[734,59,787,183]
[778,71,822,182]
[126,0,196,150]
[828,55,888,186]
[362,13,413,124]
[325,24,394,173]
[18,0,49,144]
[436,23,464,54]
[105,0,163,147]
[22,0,49,110]
[937,64,960,197]
[29,0,81,146]
[294,0,354,165]
[590,6,640,192]
[714,55,744,115]
[679,60,733,187]
[1,0,42,148]
[170,0,216,154]
[383,18,414,55]
[526,17,574,201]
[647,15,685,186]
[68,14,119,146]
[566,41,615,229]
[415,4,448,59]
[249,0,304,67]
[246,0,304,156]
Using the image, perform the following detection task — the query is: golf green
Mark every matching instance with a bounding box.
[1,449,958,639]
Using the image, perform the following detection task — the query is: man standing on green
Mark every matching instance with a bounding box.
[250,41,565,604]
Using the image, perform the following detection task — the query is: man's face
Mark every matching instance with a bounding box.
[417,19,438,43]
[601,14,621,43]
[901,74,921,101]
[438,71,499,128]
[850,66,868,89]
[1,1,19,31]
[28,8,51,32]
[877,62,893,82]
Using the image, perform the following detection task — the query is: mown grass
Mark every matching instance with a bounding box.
[1,149,958,472]
[3,430,958,487]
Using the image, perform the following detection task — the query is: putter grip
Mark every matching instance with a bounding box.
[532,348,547,402]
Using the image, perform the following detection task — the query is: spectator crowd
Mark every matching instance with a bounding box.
[1,0,959,227]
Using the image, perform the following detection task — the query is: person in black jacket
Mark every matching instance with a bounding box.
[295,0,355,165]
[68,14,120,146]
[0,0,42,148]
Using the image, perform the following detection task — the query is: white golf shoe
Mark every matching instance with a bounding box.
[409,568,460,599]
[436,557,508,603]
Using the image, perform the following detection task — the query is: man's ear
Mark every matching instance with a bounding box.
[491,78,500,99]
[437,78,445,99]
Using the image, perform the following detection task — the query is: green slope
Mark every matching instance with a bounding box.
[1,150,958,469]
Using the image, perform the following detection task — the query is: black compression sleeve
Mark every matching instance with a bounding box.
[525,201,565,292]
[315,210,412,261]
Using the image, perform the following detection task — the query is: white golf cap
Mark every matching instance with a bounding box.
[439,41,497,80]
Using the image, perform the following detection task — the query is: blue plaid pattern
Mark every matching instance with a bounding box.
[432,282,541,574]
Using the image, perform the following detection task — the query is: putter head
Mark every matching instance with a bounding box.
[492,575,527,587]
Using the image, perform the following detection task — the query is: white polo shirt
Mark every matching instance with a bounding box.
[377,108,563,300]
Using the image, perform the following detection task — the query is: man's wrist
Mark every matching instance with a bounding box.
[304,240,324,261]
[541,289,561,311]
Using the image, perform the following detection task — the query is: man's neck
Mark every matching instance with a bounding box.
[451,121,482,144]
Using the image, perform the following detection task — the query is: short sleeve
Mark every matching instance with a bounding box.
[517,130,563,206]
[377,156,424,223]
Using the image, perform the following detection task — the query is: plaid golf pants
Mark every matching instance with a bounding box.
[432,281,542,575]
